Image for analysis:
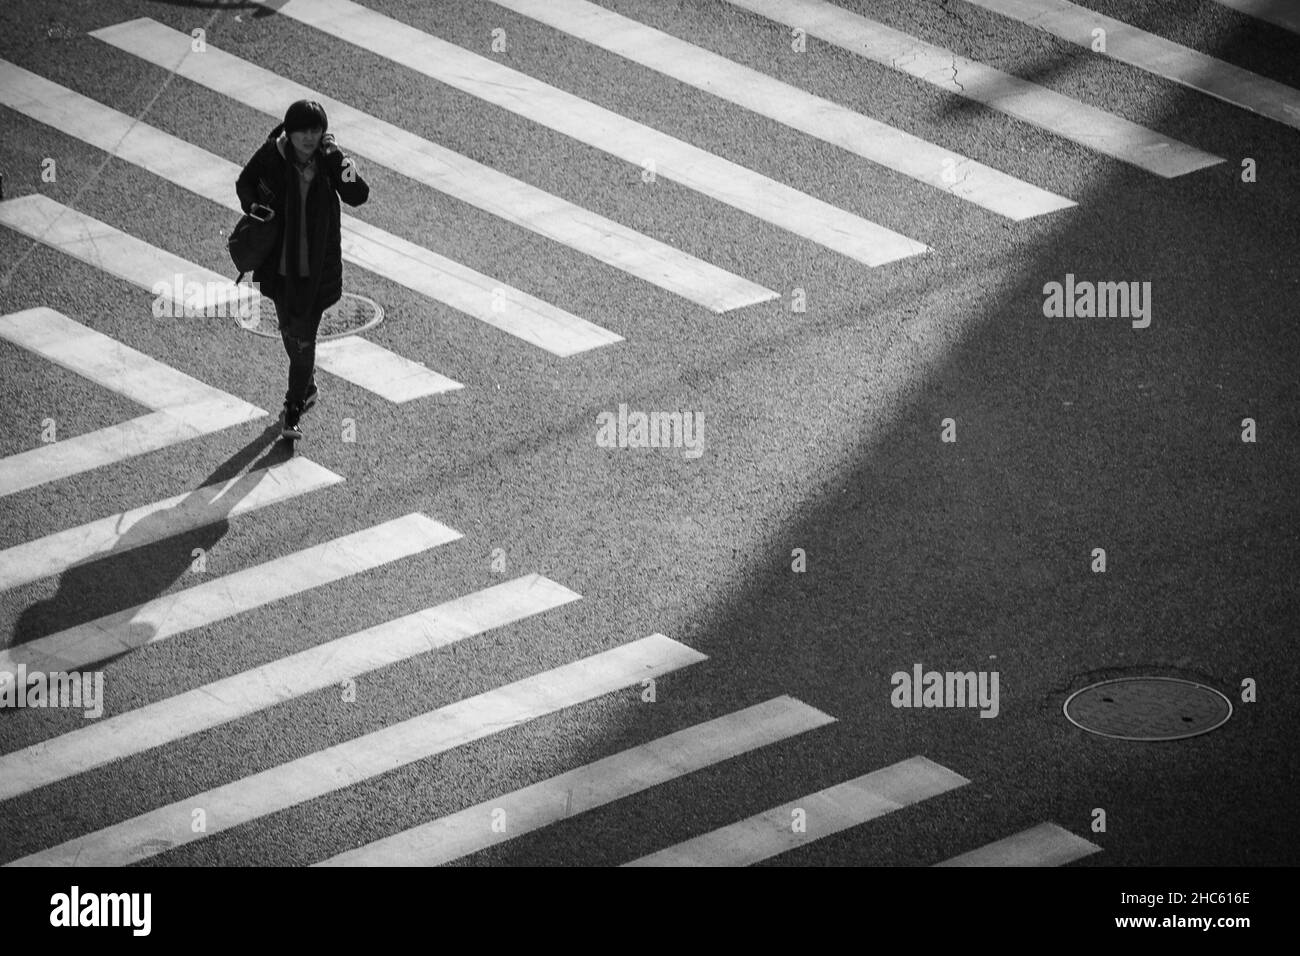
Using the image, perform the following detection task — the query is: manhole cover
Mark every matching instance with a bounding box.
[236,292,384,340]
[1063,677,1232,741]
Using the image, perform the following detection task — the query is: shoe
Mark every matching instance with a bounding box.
[284,383,319,413]
[279,403,304,441]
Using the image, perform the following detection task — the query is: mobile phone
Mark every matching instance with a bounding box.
[249,203,274,222]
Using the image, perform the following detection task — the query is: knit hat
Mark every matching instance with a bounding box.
[283,100,328,135]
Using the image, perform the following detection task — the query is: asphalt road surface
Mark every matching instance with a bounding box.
[1,0,1297,871]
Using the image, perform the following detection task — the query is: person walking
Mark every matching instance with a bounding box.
[236,100,370,440]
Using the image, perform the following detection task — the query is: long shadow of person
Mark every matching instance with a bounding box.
[7,424,292,674]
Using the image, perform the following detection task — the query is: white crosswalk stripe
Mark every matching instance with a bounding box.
[0,575,579,802]
[91,18,778,315]
[5,634,706,867]
[312,335,459,404]
[3,306,247,411]
[318,695,836,866]
[0,456,343,592]
[623,755,970,866]
[0,513,462,674]
[247,0,930,267]
[961,0,1300,131]
[722,0,1224,178]
[0,61,616,359]
[1209,0,1300,36]
[487,0,1073,220]
[0,307,265,497]
[0,193,465,398]
[0,405,262,500]
[933,822,1101,866]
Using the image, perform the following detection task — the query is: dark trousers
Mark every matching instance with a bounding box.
[280,331,317,408]
[273,292,323,409]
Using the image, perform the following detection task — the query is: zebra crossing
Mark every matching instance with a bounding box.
[0,512,462,675]
[9,635,708,866]
[0,307,265,496]
[0,574,580,802]
[243,0,932,267]
[960,0,1300,131]
[0,453,341,591]
[0,61,616,361]
[624,757,970,867]
[318,696,838,866]
[722,0,1224,177]
[0,195,466,398]
[484,0,1076,219]
[4,0,1293,866]
[91,18,779,315]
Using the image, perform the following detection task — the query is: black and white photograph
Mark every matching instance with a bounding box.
[0,0,1295,931]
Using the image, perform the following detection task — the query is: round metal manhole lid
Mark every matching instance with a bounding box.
[1063,677,1232,741]
[236,292,384,340]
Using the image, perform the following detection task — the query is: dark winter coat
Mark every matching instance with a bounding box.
[235,125,369,335]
